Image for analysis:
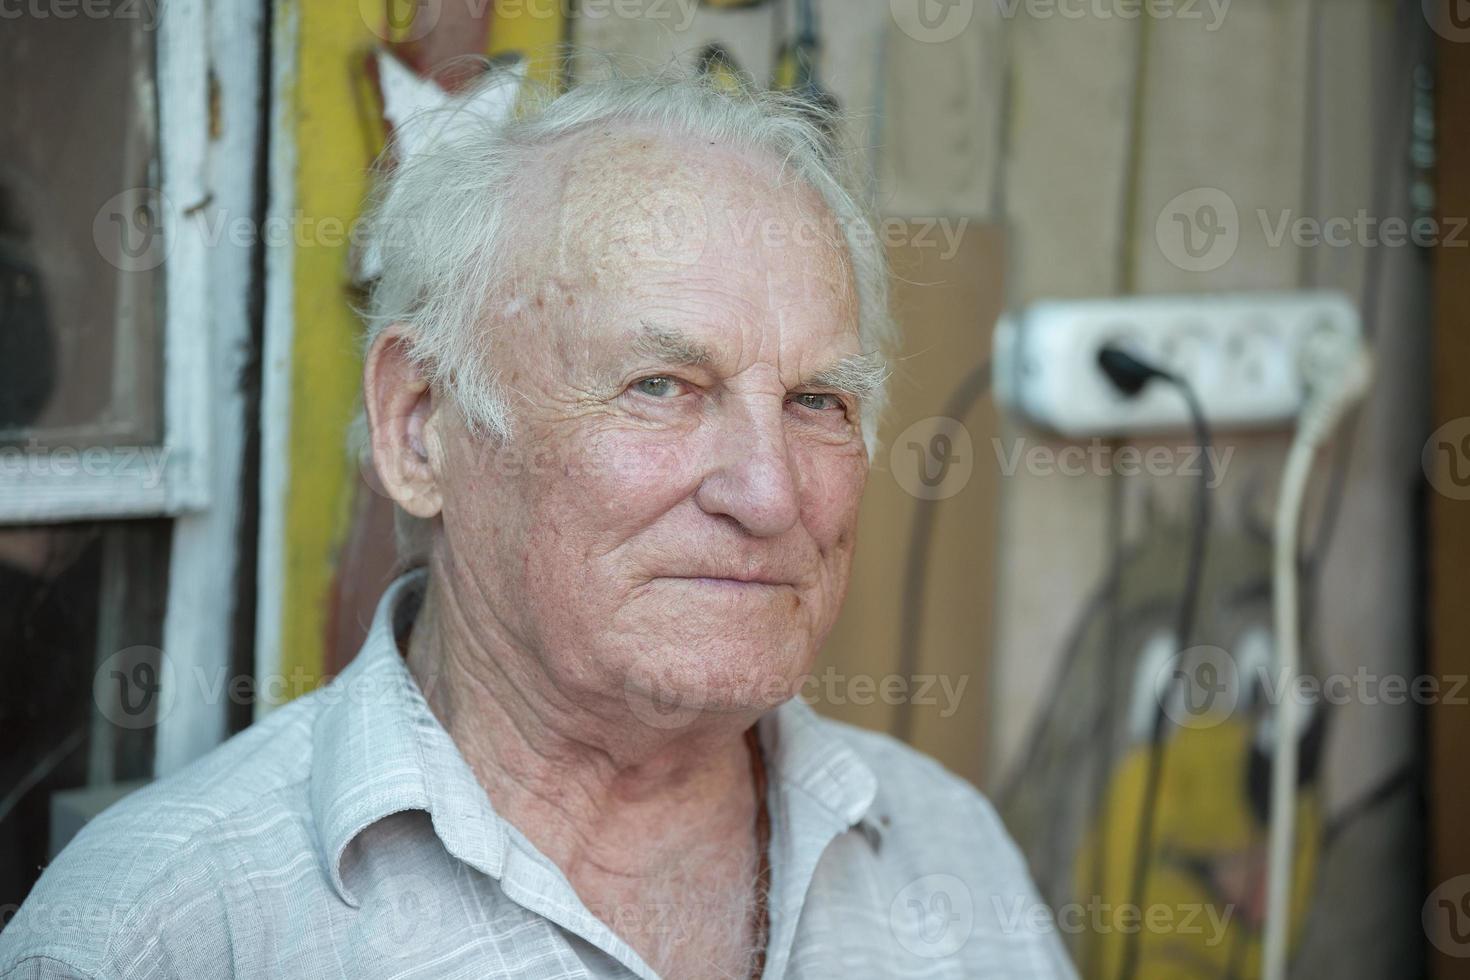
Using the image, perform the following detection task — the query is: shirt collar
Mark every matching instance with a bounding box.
[310,569,509,907]
[310,569,882,906]
[759,696,879,835]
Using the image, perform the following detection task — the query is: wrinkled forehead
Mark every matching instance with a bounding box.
[506,126,860,344]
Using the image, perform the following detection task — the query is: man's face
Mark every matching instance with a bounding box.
[432,128,871,724]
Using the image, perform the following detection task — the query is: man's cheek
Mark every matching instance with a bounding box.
[577,434,703,510]
[608,436,690,480]
[798,456,866,534]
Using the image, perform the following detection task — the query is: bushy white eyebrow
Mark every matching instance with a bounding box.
[804,350,889,400]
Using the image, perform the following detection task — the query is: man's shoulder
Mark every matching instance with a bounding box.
[818,714,994,813]
[816,714,1032,870]
[0,694,326,978]
[75,687,323,845]
[812,715,1078,977]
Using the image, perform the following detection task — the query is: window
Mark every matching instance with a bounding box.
[0,0,262,915]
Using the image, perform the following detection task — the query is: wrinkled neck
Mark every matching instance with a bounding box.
[402,564,765,881]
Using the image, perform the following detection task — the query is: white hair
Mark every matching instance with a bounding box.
[359,63,896,462]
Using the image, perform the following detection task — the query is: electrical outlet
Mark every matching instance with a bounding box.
[991,291,1362,437]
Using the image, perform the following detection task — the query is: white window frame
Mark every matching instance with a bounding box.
[0,0,264,777]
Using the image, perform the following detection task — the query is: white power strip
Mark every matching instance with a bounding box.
[991,291,1362,437]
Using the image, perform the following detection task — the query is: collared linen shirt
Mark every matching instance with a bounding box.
[1,572,1076,979]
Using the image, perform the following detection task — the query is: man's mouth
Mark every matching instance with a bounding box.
[658,575,796,590]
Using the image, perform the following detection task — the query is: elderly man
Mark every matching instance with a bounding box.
[0,73,1073,979]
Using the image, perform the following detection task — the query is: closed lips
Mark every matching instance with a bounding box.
[661,574,794,587]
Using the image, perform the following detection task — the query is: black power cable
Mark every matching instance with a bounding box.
[1097,345,1214,980]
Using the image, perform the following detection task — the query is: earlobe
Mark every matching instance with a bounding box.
[363,326,444,520]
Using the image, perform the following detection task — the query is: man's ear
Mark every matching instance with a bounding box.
[363,326,444,519]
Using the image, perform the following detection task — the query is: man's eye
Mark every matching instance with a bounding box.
[634,376,682,398]
[790,392,844,412]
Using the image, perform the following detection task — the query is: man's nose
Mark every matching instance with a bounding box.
[694,399,801,538]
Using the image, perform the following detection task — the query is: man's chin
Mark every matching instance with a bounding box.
[617,649,806,733]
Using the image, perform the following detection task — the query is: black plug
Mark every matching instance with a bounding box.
[1097,344,1172,397]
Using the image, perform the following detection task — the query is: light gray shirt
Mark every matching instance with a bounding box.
[0,572,1076,979]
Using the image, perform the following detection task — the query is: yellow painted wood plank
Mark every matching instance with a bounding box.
[278,0,379,694]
